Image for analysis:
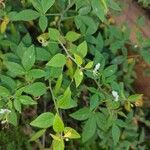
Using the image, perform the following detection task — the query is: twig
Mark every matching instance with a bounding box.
[59,40,75,61]
[58,0,76,32]
[49,80,59,114]
[58,40,82,68]
[42,100,47,147]
[46,13,61,16]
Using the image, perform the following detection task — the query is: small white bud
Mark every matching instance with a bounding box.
[65,138,69,141]
[93,63,101,75]
[134,45,138,48]
[95,63,101,70]
[131,104,134,107]
[0,109,11,114]
[112,90,119,102]
[1,120,7,124]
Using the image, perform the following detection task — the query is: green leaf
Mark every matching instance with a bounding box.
[64,127,80,139]
[91,0,105,22]
[47,67,62,79]
[141,50,150,64]
[77,41,88,58]
[30,112,54,128]
[70,107,90,121]
[128,94,143,102]
[36,47,51,61]
[90,94,99,111]
[75,15,98,35]
[15,87,25,97]
[65,31,81,42]
[41,0,55,13]
[22,45,35,71]
[74,54,83,65]
[14,98,21,113]
[30,129,46,141]
[28,69,46,79]
[0,75,16,92]
[54,74,63,95]
[112,124,121,145]
[31,0,43,13]
[82,115,97,142]
[84,61,93,69]
[52,139,64,150]
[107,101,120,110]
[39,15,48,32]
[18,95,37,105]
[108,0,121,11]
[101,0,108,11]
[57,87,77,109]
[110,41,123,53]
[50,134,61,141]
[24,82,47,97]
[106,115,114,130]
[53,114,64,133]
[47,54,66,67]
[95,112,107,131]
[74,68,83,87]
[22,33,32,45]
[7,110,17,126]
[0,86,10,97]
[5,61,25,76]
[78,5,91,15]
[96,33,104,51]
[116,119,126,128]
[15,42,26,58]
[111,56,124,65]
[49,28,60,41]
[12,9,40,21]
[103,65,117,77]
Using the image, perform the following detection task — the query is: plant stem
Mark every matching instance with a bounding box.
[49,80,59,114]
[59,40,75,61]
[46,13,61,16]
[42,100,47,147]
[94,79,109,97]
[61,16,76,21]
[58,0,76,32]
[59,40,82,68]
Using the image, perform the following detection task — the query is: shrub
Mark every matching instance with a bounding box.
[0,0,149,149]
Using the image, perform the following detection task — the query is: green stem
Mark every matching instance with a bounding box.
[59,40,82,68]
[58,0,76,32]
[49,80,59,114]
[61,16,76,21]
[94,79,108,95]
[49,81,64,139]
[46,13,61,16]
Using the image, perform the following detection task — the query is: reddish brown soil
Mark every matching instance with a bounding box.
[115,0,150,43]
[114,0,150,106]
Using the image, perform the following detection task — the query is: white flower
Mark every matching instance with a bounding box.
[1,120,7,124]
[134,45,138,48]
[95,63,101,70]
[0,109,11,114]
[93,63,101,75]
[65,138,69,141]
[112,90,119,102]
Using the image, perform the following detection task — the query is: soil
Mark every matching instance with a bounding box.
[114,0,150,106]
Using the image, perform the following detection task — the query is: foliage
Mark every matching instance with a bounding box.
[0,127,32,150]
[138,0,150,8]
[0,0,149,149]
